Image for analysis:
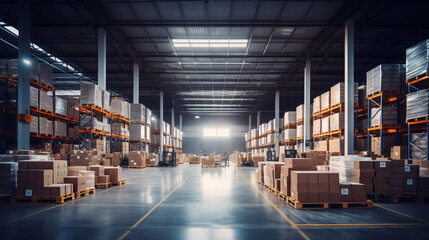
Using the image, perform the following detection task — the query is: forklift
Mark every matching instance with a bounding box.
[159,150,177,167]
[266,149,278,161]
[222,152,230,166]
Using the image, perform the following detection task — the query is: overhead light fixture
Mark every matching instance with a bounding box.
[195,116,200,119]
[23,58,31,65]
[172,39,248,48]
[151,117,156,121]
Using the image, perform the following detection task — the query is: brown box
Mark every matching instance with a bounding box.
[89,165,105,176]
[319,192,330,202]
[308,192,319,203]
[285,158,313,169]
[318,172,330,193]
[391,146,407,160]
[329,192,341,202]
[374,184,390,193]
[328,173,340,193]
[64,176,86,193]
[97,175,110,184]
[67,166,88,176]
[104,167,122,182]
[47,184,66,196]
[340,183,353,202]
[291,171,308,193]
[307,172,319,193]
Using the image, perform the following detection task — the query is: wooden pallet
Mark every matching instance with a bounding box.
[367,193,394,202]
[278,192,287,201]
[75,188,96,199]
[112,180,126,186]
[11,193,75,204]
[39,109,53,114]
[367,90,399,98]
[264,184,278,195]
[146,164,158,167]
[287,196,373,210]
[128,166,146,168]
[95,183,111,189]
[407,116,429,123]
[177,162,184,165]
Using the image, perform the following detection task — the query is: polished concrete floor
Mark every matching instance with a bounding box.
[1,164,429,240]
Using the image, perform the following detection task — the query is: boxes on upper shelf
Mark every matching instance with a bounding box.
[130,104,146,123]
[81,84,102,108]
[366,64,404,96]
[406,89,429,121]
[406,39,429,80]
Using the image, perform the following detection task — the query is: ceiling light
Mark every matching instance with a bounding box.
[173,39,248,48]
[195,116,200,119]
[23,58,31,65]
[151,117,156,121]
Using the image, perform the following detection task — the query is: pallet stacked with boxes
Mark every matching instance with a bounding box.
[366,64,405,157]
[296,104,312,151]
[129,103,149,152]
[111,97,130,154]
[283,111,297,150]
[201,154,221,167]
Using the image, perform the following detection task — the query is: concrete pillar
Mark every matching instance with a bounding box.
[257,110,261,127]
[160,92,164,159]
[179,114,183,131]
[248,114,252,131]
[133,63,139,104]
[345,19,354,155]
[17,0,31,150]
[304,59,311,152]
[275,91,280,158]
[98,28,106,90]
[171,107,175,139]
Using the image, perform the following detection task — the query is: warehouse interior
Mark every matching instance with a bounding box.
[1,1,429,240]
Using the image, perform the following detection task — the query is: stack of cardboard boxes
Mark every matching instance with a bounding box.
[189,156,200,164]
[16,160,73,197]
[128,151,146,167]
[145,153,158,166]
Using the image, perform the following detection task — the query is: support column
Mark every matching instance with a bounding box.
[179,114,183,131]
[257,110,261,127]
[304,59,311,152]
[160,92,164,159]
[98,28,106,90]
[249,115,252,131]
[171,107,175,139]
[345,19,354,155]
[17,0,31,150]
[275,91,280,158]
[133,63,139,104]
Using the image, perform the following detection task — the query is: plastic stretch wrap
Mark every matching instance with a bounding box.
[284,111,296,124]
[54,121,67,137]
[111,99,130,119]
[283,129,297,141]
[0,59,7,75]
[321,91,330,110]
[130,123,145,140]
[358,85,368,108]
[39,90,53,112]
[0,162,18,195]
[330,82,358,106]
[313,119,321,135]
[54,96,67,116]
[321,116,330,133]
[406,89,429,121]
[46,119,53,136]
[80,84,102,108]
[39,117,47,135]
[411,133,427,160]
[38,63,53,87]
[370,106,397,127]
[130,104,146,123]
[103,123,110,134]
[6,59,38,79]
[263,166,269,186]
[329,155,372,182]
[330,112,344,131]
[30,116,38,134]
[30,86,38,109]
[406,39,429,80]
[296,104,303,120]
[80,117,104,131]
[313,96,321,114]
[297,125,303,138]
[146,108,151,124]
[251,129,258,138]
[145,126,150,141]
[102,90,111,112]
[366,64,403,96]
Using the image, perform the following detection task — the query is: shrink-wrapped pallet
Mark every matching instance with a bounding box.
[130,104,146,123]
[321,91,330,110]
[251,129,258,138]
[313,96,321,114]
[6,59,38,80]
[406,89,429,121]
[283,128,296,140]
[146,108,151,125]
[296,104,303,121]
[358,85,367,108]
[330,82,358,107]
[54,96,67,116]
[39,117,47,135]
[30,116,38,134]
[330,112,344,132]
[313,119,321,135]
[39,90,53,112]
[321,116,330,133]
[30,86,38,109]
[80,117,104,131]
[111,99,128,118]
[80,84,102,108]
[411,133,427,160]
[54,121,67,137]
[406,39,429,80]
[366,64,403,96]
[0,59,7,75]
[129,123,145,140]
[102,90,111,112]
[284,111,296,124]
[46,119,53,136]
[370,106,397,127]
[329,155,372,182]
[297,125,303,138]
[145,126,151,141]
[39,63,53,87]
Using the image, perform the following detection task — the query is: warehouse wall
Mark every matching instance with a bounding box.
[181,115,249,156]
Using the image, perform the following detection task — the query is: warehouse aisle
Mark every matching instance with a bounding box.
[1,164,429,240]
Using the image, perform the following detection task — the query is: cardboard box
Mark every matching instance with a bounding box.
[64,176,86,193]
[89,165,104,176]
[104,167,122,182]
[340,183,353,202]
[97,175,110,184]
[391,146,407,160]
